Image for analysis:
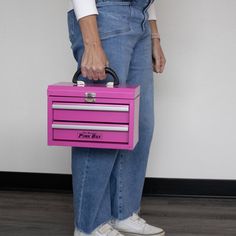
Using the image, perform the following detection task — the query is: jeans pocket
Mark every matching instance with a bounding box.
[96,2,132,40]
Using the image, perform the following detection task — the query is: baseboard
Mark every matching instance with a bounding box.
[143,177,236,198]
[0,171,72,192]
[0,171,236,198]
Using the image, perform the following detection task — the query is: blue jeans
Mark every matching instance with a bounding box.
[67,0,155,233]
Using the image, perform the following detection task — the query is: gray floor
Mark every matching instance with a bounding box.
[0,191,236,236]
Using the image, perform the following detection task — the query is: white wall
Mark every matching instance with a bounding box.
[0,0,236,179]
[147,0,236,179]
[0,0,74,174]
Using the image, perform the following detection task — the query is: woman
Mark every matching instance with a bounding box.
[67,0,166,236]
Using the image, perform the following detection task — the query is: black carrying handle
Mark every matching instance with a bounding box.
[72,67,120,86]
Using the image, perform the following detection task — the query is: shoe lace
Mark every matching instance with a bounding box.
[97,223,123,236]
[130,213,146,225]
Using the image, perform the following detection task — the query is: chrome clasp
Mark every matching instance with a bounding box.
[85,92,96,103]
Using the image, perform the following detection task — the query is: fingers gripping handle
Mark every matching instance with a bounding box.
[72,67,120,87]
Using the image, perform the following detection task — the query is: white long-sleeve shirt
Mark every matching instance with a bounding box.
[68,0,157,20]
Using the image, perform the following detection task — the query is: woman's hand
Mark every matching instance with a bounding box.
[152,38,166,73]
[149,20,166,73]
[81,41,109,81]
[79,15,109,81]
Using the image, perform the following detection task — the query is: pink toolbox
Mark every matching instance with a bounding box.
[47,67,140,150]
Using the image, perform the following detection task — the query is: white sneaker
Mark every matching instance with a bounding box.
[74,222,125,236]
[110,213,165,236]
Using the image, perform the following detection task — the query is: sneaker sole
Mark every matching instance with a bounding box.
[119,231,165,236]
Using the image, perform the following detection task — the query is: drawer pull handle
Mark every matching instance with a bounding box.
[52,104,129,112]
[52,124,129,132]
[72,67,120,87]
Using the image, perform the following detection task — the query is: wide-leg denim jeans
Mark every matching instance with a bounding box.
[67,0,155,233]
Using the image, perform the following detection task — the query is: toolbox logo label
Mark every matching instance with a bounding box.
[78,131,102,140]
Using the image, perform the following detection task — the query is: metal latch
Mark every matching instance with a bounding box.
[85,92,96,103]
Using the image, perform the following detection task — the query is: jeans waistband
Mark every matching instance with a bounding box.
[95,0,153,10]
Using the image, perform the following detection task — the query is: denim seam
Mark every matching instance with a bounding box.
[77,149,91,228]
[118,154,124,218]
[141,0,152,30]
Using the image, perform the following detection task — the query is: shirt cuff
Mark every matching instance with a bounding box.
[72,0,98,20]
[148,1,157,20]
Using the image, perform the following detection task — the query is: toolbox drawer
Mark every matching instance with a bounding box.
[52,122,129,143]
[53,102,129,123]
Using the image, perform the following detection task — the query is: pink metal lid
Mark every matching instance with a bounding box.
[48,82,140,99]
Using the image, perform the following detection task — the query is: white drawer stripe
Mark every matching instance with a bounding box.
[52,104,129,112]
[52,124,129,132]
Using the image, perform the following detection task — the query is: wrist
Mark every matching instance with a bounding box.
[84,39,102,48]
[151,37,161,45]
[151,32,160,41]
